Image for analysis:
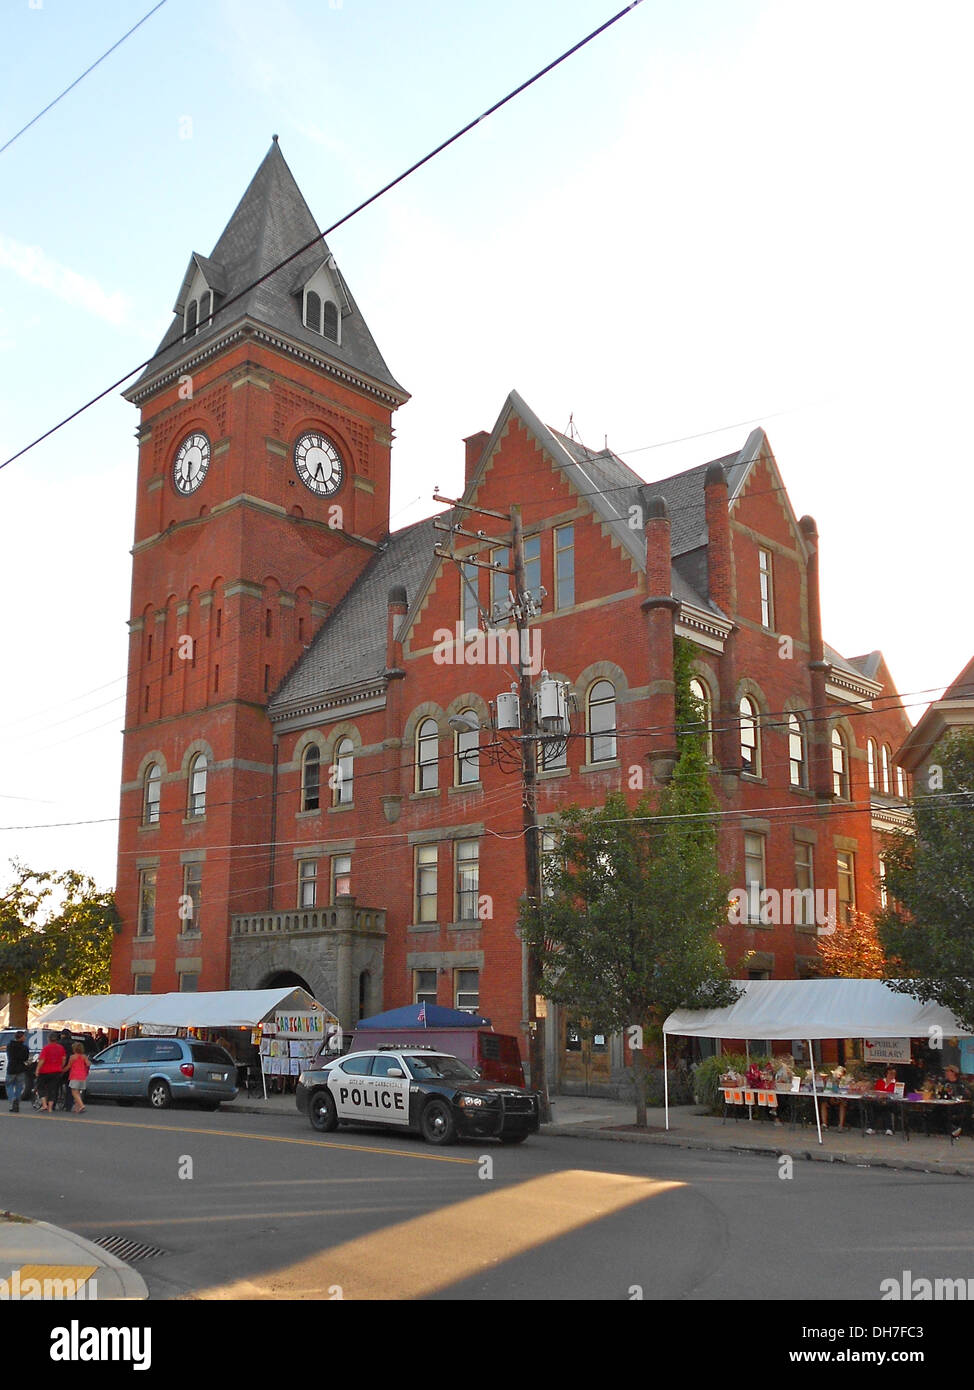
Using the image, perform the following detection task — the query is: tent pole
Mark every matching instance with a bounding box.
[809,1038,822,1144]
[663,1030,669,1131]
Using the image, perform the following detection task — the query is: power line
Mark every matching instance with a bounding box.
[0,0,170,158]
[0,1,646,473]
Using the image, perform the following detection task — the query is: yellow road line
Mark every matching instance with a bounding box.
[0,1112,477,1165]
[197,1169,684,1301]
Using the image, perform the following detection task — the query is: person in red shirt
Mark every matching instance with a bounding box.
[66,1043,91,1113]
[866,1066,898,1136]
[35,1038,66,1113]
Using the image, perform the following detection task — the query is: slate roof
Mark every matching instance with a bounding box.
[269,516,441,712]
[130,140,406,399]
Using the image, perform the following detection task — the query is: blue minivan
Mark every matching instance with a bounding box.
[86,1036,237,1110]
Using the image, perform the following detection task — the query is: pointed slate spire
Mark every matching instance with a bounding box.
[129,140,406,401]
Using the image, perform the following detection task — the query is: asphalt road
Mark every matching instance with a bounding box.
[2,1101,973,1301]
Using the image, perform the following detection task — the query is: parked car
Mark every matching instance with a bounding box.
[336,1026,526,1088]
[86,1037,237,1110]
[296,1047,540,1145]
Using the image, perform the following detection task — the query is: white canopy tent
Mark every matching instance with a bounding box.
[33,994,149,1030]
[34,987,333,1032]
[662,979,974,1143]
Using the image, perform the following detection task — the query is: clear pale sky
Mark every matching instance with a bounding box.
[1,0,971,890]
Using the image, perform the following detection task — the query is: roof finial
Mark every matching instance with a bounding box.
[272,133,279,143]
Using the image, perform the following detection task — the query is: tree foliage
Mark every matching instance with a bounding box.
[522,644,738,1123]
[877,731,974,1029]
[817,907,889,979]
[0,863,118,1006]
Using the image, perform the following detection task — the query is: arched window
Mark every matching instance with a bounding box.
[689,678,713,762]
[416,718,439,791]
[186,299,198,335]
[304,289,322,332]
[588,680,617,763]
[787,714,806,788]
[831,729,850,800]
[881,744,891,794]
[143,763,161,825]
[455,710,480,785]
[187,752,207,817]
[740,696,760,776]
[867,739,878,789]
[322,300,339,341]
[198,290,211,326]
[301,745,320,812]
[896,766,907,798]
[333,737,354,805]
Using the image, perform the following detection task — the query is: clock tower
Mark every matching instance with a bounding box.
[111,139,408,994]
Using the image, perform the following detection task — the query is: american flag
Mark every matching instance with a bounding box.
[418,1003,426,1027]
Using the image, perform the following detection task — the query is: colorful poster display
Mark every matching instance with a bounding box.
[272,1012,325,1039]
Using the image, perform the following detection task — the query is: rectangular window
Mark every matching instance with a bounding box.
[461,562,479,635]
[491,547,510,622]
[181,862,202,934]
[793,842,814,928]
[743,833,766,925]
[455,968,480,1013]
[455,839,480,922]
[540,829,562,899]
[138,869,156,937]
[414,969,438,1006]
[415,844,438,923]
[759,548,775,629]
[298,859,318,909]
[878,856,888,911]
[179,973,199,993]
[133,974,152,994]
[836,851,856,924]
[524,533,541,598]
[540,731,567,771]
[555,525,575,609]
[332,854,351,901]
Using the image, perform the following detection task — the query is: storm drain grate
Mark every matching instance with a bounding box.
[93,1235,167,1261]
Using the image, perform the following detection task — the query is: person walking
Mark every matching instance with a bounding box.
[5,1031,29,1112]
[66,1043,91,1113]
[35,1036,67,1113]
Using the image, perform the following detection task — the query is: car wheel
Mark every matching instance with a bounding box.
[309,1089,337,1132]
[420,1098,457,1146]
[147,1080,172,1110]
[499,1132,529,1144]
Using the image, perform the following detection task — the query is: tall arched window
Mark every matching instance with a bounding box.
[322,300,339,341]
[416,718,439,791]
[187,752,207,817]
[301,745,320,812]
[881,744,891,794]
[867,739,878,789]
[896,766,907,798]
[305,289,322,332]
[143,763,161,825]
[455,711,480,786]
[831,729,850,800]
[588,680,617,763]
[185,299,198,335]
[740,696,760,776]
[787,713,807,788]
[689,678,713,762]
[333,738,354,805]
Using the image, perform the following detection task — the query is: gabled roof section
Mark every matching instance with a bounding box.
[172,253,228,314]
[268,517,441,716]
[129,140,406,401]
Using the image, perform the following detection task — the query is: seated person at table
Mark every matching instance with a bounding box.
[942,1064,969,1099]
[822,1067,849,1132]
[865,1067,898,1135]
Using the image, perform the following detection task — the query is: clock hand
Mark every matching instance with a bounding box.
[315,462,324,480]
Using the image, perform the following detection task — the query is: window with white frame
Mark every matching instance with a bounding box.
[740,696,760,776]
[416,718,439,791]
[331,854,351,900]
[143,763,161,825]
[304,288,321,332]
[181,862,202,934]
[831,729,850,800]
[524,533,541,598]
[187,752,207,817]
[298,859,318,909]
[490,547,510,621]
[455,712,480,785]
[878,856,888,911]
[881,744,891,794]
[414,969,437,1006]
[540,829,562,899]
[138,869,156,937]
[794,841,814,927]
[555,525,575,609]
[455,839,480,921]
[333,738,353,805]
[455,968,480,1013]
[414,845,438,924]
[867,738,878,789]
[788,714,807,788]
[461,562,479,635]
[588,680,617,763]
[689,678,713,762]
[836,850,856,923]
[744,833,766,924]
[758,548,775,629]
[302,745,320,812]
[896,766,907,798]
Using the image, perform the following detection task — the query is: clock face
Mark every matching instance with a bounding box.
[294,431,344,497]
[173,432,211,495]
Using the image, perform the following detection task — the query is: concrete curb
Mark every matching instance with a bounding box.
[0,1216,149,1301]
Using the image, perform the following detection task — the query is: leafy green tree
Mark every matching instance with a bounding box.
[523,643,738,1125]
[0,864,118,1026]
[878,731,974,1029]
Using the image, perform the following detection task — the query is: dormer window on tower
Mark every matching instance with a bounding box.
[297,257,346,345]
[303,289,340,342]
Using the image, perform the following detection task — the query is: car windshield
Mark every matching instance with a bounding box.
[404,1054,479,1081]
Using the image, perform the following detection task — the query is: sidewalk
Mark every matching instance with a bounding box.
[0,1211,147,1301]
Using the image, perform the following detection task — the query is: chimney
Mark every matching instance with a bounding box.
[704,461,733,614]
[463,431,490,487]
[382,585,408,821]
[641,494,678,778]
[384,584,408,676]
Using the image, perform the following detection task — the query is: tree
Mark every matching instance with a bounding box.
[0,864,118,1026]
[877,731,974,1029]
[522,643,738,1125]
[817,907,888,978]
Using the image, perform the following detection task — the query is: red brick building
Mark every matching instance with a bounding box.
[112,142,912,1090]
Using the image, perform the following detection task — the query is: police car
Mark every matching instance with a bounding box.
[295,1047,540,1145]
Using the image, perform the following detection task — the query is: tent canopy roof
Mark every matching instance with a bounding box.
[33,988,334,1031]
[664,979,974,1041]
[355,1004,490,1030]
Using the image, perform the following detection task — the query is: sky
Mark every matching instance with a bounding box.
[0,0,971,892]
